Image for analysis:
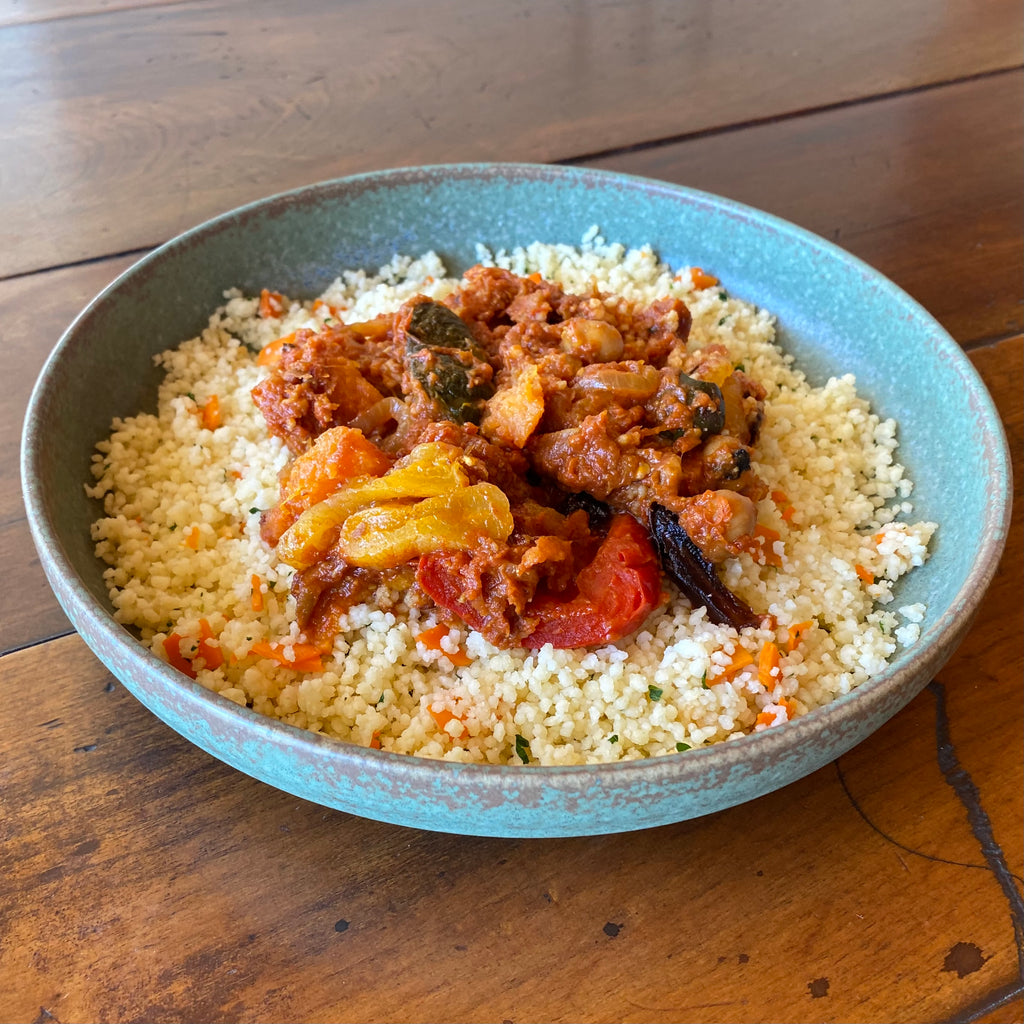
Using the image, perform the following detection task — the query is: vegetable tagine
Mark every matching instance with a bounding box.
[252,265,773,651]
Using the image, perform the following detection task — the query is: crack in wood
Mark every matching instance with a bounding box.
[927,681,1024,989]
[835,679,1024,1016]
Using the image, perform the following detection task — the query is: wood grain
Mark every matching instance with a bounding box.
[586,69,1024,346]
[1,256,138,653]
[3,3,1023,1018]
[2,0,1021,277]
[2,68,1021,653]
[0,0,186,29]
[0,604,1019,1023]
[3,338,1020,1021]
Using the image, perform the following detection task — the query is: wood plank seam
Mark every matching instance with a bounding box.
[560,65,1024,168]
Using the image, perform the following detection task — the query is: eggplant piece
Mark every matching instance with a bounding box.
[678,371,725,436]
[559,490,612,530]
[649,502,761,629]
[405,301,495,425]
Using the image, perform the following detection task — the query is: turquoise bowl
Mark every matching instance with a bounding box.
[21,164,1012,837]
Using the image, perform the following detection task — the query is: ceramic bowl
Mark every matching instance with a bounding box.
[21,163,1012,837]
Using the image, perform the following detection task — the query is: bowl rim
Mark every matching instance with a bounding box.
[19,161,1015,807]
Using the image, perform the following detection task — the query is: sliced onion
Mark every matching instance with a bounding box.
[574,364,660,400]
[350,396,405,435]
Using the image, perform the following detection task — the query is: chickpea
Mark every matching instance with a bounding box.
[559,318,624,362]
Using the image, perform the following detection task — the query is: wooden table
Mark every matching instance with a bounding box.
[2,2,1021,1021]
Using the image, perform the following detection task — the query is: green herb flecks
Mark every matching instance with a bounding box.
[648,685,663,702]
[514,734,530,764]
[675,742,691,752]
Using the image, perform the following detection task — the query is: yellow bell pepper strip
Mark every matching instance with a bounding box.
[336,483,513,570]
[276,442,473,570]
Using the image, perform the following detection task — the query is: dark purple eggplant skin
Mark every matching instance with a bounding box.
[405,300,494,425]
[649,502,761,630]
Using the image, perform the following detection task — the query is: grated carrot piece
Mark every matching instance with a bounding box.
[758,641,780,688]
[184,525,201,550]
[250,640,324,672]
[689,266,719,289]
[250,574,264,613]
[258,289,287,319]
[855,564,874,583]
[711,646,754,683]
[163,633,197,679]
[197,618,224,670]
[756,696,794,728]
[786,620,814,652]
[416,624,472,667]
[200,394,221,430]
[312,298,343,318]
[753,524,783,567]
[429,704,468,734]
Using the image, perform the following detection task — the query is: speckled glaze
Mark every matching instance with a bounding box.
[21,164,1012,837]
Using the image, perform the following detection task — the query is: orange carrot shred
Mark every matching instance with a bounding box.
[197,618,224,670]
[201,394,221,430]
[312,299,342,318]
[258,289,287,319]
[756,696,794,728]
[711,646,754,683]
[855,564,874,583]
[250,640,324,672]
[184,526,200,550]
[163,633,197,679]
[753,524,783,567]
[251,574,264,613]
[429,706,458,732]
[690,267,719,289]
[416,624,472,666]
[758,641,780,688]
[786,620,814,652]
[369,731,382,750]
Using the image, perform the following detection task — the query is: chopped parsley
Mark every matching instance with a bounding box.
[700,670,708,689]
[648,685,663,702]
[675,742,691,752]
[610,734,619,743]
[514,734,530,764]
